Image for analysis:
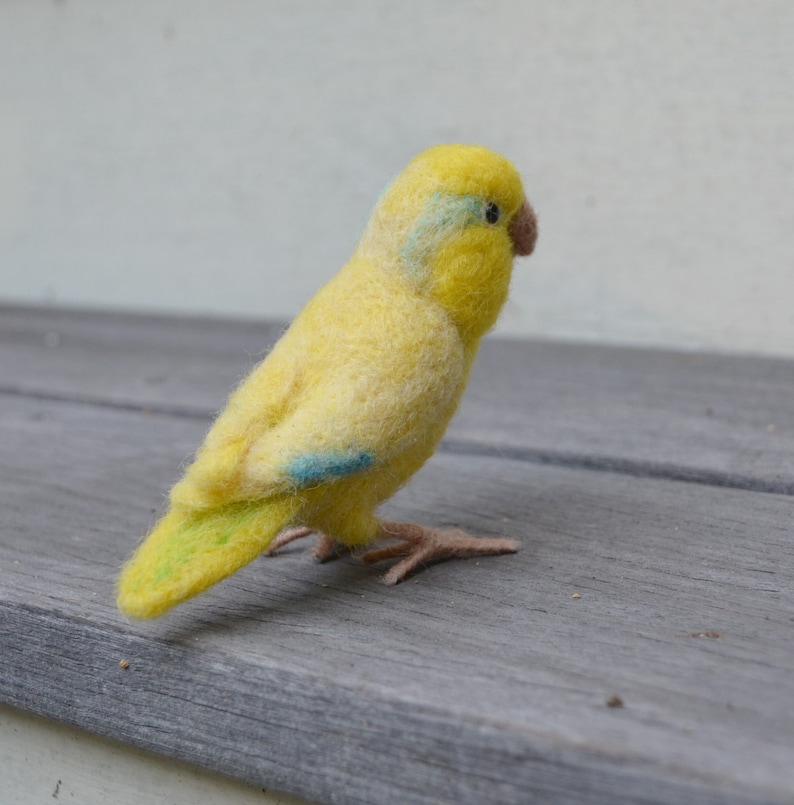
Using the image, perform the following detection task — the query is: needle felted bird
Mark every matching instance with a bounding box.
[117,144,538,619]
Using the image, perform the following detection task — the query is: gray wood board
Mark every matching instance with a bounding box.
[2,304,793,493]
[1,394,793,804]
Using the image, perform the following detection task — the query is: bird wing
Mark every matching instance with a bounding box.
[169,246,471,513]
[173,266,465,510]
[238,299,466,497]
[119,305,464,615]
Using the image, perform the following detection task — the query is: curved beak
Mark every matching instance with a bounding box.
[508,198,538,257]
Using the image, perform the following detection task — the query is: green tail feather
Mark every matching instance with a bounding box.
[117,496,301,619]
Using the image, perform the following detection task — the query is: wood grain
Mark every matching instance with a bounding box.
[1,382,793,804]
[2,305,793,493]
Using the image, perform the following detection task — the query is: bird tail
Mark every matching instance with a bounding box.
[117,496,301,619]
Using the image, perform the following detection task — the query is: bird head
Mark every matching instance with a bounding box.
[358,144,537,342]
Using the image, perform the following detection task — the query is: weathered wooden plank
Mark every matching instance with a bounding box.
[0,303,286,415]
[2,304,793,492]
[1,394,792,803]
[457,338,794,494]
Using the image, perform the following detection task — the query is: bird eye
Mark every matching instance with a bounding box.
[485,203,500,224]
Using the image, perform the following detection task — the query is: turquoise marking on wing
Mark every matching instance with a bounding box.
[285,451,375,486]
[401,192,484,274]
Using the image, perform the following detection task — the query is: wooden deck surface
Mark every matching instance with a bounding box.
[1,305,793,804]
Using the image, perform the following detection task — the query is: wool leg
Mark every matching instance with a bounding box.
[266,527,348,563]
[311,533,351,562]
[265,526,315,555]
[361,521,519,585]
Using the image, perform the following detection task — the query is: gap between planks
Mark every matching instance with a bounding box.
[1,385,791,497]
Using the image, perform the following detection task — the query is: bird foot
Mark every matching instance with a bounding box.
[360,521,520,585]
[266,527,348,563]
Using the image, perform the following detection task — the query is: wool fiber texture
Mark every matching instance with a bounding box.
[117,144,537,619]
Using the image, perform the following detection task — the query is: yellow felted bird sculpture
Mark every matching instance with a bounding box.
[117,144,538,619]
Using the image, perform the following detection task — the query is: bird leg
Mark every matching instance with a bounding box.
[266,527,348,563]
[360,520,520,586]
[266,526,314,554]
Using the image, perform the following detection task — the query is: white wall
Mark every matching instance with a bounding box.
[0,704,308,805]
[2,1,792,355]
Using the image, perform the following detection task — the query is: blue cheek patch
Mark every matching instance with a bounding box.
[285,451,375,486]
[401,192,484,274]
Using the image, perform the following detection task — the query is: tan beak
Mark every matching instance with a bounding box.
[508,198,538,257]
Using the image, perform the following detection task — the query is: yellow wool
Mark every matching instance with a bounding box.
[117,144,535,619]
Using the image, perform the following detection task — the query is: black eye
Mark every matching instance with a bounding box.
[485,202,500,224]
